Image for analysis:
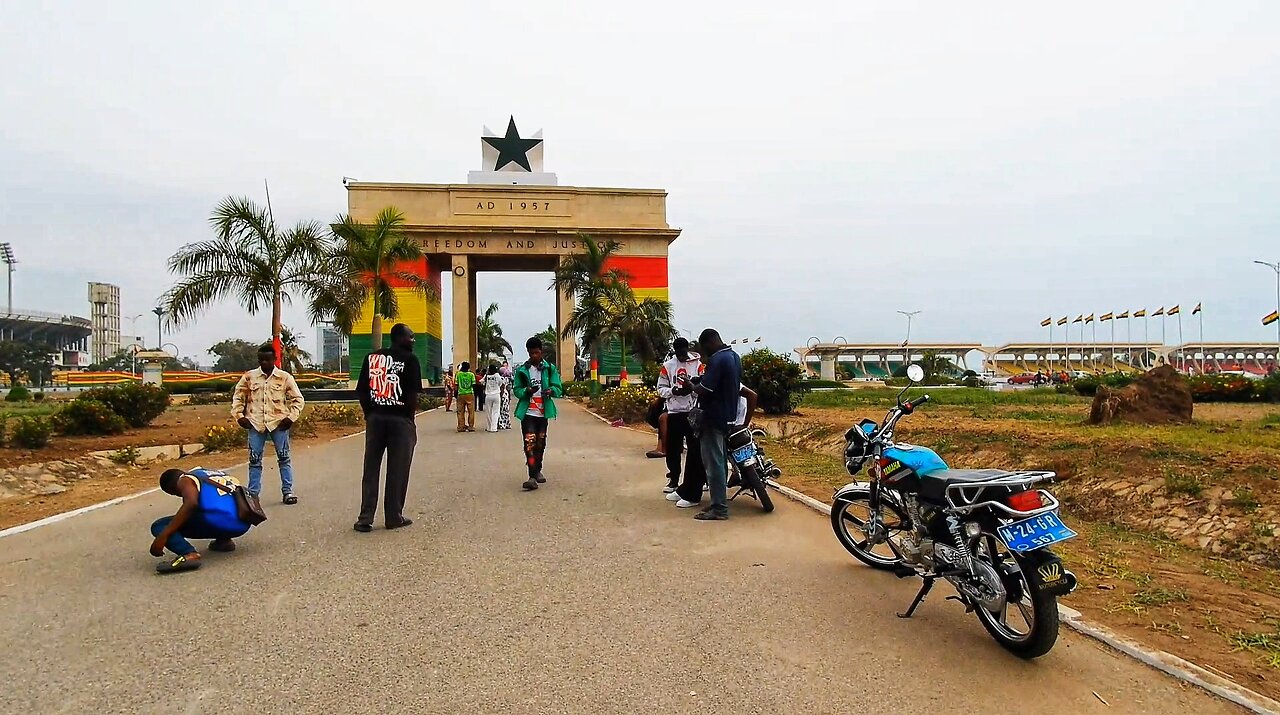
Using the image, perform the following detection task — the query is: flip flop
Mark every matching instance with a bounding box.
[155,555,202,574]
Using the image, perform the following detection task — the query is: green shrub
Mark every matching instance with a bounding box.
[1186,374,1269,403]
[81,383,170,427]
[417,395,443,412]
[641,362,662,389]
[742,348,805,414]
[564,381,594,397]
[11,416,52,448]
[5,386,32,403]
[203,424,246,452]
[33,392,45,402]
[1072,372,1134,397]
[0,418,6,446]
[109,445,141,465]
[188,391,232,406]
[164,380,236,395]
[311,403,364,426]
[597,383,657,422]
[53,399,129,435]
[1055,384,1076,394]
[801,380,847,390]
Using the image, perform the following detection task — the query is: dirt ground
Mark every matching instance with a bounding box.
[758,397,1280,700]
[0,403,366,530]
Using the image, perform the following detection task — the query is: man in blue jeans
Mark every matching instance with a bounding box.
[686,328,742,521]
[150,468,253,574]
[231,343,305,504]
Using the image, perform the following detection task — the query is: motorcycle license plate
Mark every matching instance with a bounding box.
[998,512,1077,553]
[731,443,758,463]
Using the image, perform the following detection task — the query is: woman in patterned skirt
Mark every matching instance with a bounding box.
[497,368,514,430]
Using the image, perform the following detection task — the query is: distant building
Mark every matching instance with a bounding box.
[0,308,91,372]
[88,282,121,364]
[318,326,346,370]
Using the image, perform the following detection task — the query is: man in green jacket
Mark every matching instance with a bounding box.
[512,336,564,491]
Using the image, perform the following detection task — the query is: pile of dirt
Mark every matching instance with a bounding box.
[1088,365,1193,425]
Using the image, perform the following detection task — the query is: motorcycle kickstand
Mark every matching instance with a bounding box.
[897,576,936,619]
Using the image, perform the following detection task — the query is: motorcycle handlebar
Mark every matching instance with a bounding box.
[906,394,931,411]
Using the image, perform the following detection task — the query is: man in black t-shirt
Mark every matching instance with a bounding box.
[353,323,423,532]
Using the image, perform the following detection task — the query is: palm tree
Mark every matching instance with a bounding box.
[278,325,312,373]
[476,302,513,364]
[563,280,674,380]
[537,324,559,365]
[321,207,438,349]
[550,235,629,301]
[552,236,632,370]
[165,196,332,354]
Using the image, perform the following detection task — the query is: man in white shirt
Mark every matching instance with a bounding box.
[658,338,706,507]
[230,343,305,504]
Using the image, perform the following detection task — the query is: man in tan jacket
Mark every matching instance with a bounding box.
[231,343,305,504]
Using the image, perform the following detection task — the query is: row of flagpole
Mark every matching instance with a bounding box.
[1040,303,1203,373]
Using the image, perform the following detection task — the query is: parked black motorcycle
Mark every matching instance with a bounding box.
[829,365,1078,658]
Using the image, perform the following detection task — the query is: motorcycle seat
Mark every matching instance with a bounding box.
[919,469,1012,503]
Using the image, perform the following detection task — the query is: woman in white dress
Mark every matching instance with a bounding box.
[483,365,504,432]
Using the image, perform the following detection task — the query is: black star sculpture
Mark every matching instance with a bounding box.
[483,116,543,172]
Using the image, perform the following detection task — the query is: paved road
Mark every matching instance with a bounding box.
[0,405,1240,714]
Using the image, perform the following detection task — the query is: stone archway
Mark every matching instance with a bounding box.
[343,182,680,383]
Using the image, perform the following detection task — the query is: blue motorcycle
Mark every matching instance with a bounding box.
[830,365,1078,658]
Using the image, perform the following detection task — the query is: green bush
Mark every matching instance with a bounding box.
[33,392,45,402]
[164,380,236,395]
[11,416,53,448]
[801,380,847,390]
[742,348,805,415]
[81,383,170,427]
[5,386,32,403]
[1071,372,1134,397]
[188,391,232,406]
[53,399,129,435]
[641,362,662,389]
[563,381,594,398]
[417,394,443,412]
[311,403,365,425]
[596,383,657,422]
[203,424,246,452]
[0,418,6,446]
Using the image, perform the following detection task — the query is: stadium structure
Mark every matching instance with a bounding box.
[0,308,92,369]
[797,341,1279,379]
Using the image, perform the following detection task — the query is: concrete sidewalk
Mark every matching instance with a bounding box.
[0,405,1240,714]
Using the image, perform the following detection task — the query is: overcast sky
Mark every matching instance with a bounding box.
[2,2,1278,367]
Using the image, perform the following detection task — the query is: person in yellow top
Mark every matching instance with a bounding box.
[231,343,305,504]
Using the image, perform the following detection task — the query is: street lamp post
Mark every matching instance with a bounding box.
[0,242,16,314]
[152,307,165,349]
[125,313,144,374]
[897,310,921,364]
[1256,260,1280,369]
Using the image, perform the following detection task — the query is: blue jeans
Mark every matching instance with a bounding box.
[700,426,729,514]
[247,428,293,496]
[150,515,244,556]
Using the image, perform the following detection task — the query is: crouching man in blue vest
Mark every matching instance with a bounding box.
[150,468,252,574]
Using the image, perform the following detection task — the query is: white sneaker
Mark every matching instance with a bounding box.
[663,484,677,494]
[665,491,682,502]
[676,499,701,508]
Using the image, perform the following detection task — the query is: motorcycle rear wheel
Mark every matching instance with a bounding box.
[830,488,910,570]
[972,534,1059,659]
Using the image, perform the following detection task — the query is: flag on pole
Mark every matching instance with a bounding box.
[1264,311,1279,327]
[1133,309,1146,317]
[1192,302,1202,315]
[1041,317,1052,327]
[1057,316,1068,326]
[1153,307,1165,316]
[1073,315,1084,323]
[1116,311,1129,319]
[1168,305,1181,315]
[1100,312,1114,321]
[1085,314,1095,323]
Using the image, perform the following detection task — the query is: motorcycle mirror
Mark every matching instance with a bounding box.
[906,364,925,383]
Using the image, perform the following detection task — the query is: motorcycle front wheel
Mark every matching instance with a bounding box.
[972,533,1059,659]
[829,488,910,570]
